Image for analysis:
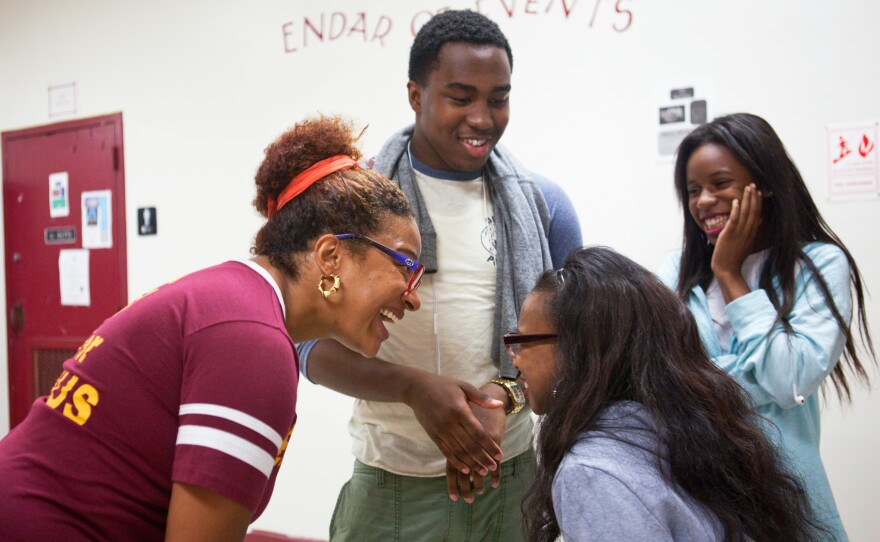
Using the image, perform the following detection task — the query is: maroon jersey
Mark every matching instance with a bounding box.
[0,262,298,541]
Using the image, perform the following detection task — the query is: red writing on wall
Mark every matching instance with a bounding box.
[283,12,393,53]
[282,0,634,53]
[475,0,633,31]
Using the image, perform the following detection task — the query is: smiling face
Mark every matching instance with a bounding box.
[407,42,511,173]
[685,143,757,244]
[512,291,558,415]
[333,215,422,357]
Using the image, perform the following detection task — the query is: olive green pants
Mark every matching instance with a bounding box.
[329,448,536,542]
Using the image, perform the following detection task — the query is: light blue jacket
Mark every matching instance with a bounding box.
[658,241,850,541]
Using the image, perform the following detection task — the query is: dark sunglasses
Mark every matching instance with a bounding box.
[503,332,558,358]
[335,233,425,293]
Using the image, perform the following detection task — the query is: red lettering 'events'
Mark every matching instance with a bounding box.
[476,0,633,31]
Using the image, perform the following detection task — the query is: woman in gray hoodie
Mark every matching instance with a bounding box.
[509,247,824,542]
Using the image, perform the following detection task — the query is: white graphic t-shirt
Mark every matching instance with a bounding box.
[350,166,533,476]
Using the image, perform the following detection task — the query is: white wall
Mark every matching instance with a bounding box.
[1,1,878,539]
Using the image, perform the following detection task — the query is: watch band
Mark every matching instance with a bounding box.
[489,378,525,415]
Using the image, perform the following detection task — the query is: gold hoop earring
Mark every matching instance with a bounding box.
[318,274,341,298]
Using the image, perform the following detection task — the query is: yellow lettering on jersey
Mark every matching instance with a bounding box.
[45,372,79,409]
[274,425,295,467]
[63,384,99,426]
[45,371,99,426]
[74,335,104,363]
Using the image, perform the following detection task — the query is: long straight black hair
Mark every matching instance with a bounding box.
[525,247,823,542]
[673,113,873,401]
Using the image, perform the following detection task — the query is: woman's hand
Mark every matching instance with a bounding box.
[404,374,504,479]
[307,340,504,480]
[712,183,764,303]
[445,382,508,502]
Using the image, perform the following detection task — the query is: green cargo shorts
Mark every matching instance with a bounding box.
[329,448,536,542]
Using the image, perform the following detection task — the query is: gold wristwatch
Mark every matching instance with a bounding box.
[489,378,526,415]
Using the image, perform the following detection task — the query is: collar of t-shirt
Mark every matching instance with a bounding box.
[409,151,482,182]
[239,259,286,320]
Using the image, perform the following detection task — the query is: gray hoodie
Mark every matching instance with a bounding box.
[552,401,725,541]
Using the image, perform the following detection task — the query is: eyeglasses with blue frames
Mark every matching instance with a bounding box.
[503,332,558,359]
[335,233,425,293]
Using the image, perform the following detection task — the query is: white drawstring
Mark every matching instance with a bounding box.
[793,383,805,405]
[432,275,441,375]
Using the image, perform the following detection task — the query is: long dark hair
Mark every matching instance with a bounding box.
[673,113,873,401]
[525,246,822,542]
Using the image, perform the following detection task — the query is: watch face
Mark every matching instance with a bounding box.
[491,379,525,414]
[510,382,525,404]
[504,380,525,414]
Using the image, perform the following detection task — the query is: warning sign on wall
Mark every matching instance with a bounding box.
[827,121,879,201]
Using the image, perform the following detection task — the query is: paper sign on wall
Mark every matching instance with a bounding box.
[827,121,879,201]
[59,249,90,306]
[653,80,713,162]
[49,82,76,118]
[81,190,113,248]
[49,172,70,217]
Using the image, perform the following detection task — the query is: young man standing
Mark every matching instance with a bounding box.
[300,10,582,540]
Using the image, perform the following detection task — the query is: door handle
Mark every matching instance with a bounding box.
[9,303,23,333]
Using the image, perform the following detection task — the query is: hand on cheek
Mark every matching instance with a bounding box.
[711,184,763,277]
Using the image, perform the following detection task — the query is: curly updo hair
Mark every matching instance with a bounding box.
[408,9,512,85]
[252,115,414,280]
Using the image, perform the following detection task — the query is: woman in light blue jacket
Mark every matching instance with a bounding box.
[658,113,874,541]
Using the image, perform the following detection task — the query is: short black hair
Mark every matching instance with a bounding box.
[408,9,513,85]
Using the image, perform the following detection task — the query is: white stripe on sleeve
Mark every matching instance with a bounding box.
[176,425,276,478]
[179,403,283,448]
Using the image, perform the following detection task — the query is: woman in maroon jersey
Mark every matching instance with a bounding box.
[0,115,424,541]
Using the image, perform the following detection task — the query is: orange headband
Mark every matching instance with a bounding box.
[267,155,360,217]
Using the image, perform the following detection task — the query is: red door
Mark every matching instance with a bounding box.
[3,113,127,428]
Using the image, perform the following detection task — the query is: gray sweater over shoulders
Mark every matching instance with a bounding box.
[552,401,725,542]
